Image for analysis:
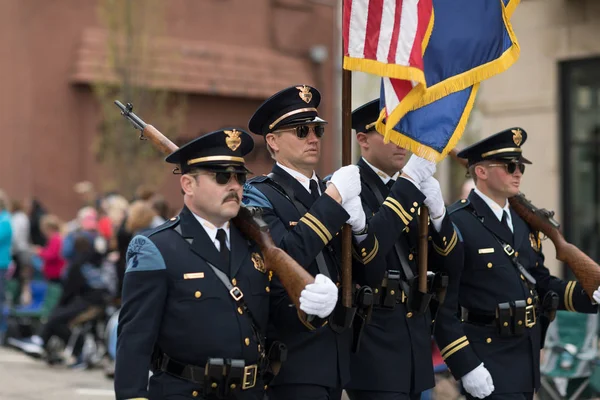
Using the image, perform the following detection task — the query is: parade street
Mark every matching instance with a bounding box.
[0,346,114,400]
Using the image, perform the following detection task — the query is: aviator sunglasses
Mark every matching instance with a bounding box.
[487,161,526,175]
[195,170,247,185]
[280,124,325,139]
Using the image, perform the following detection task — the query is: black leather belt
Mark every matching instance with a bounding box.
[461,309,496,326]
[158,353,258,390]
[462,302,538,337]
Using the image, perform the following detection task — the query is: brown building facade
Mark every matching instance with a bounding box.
[0,0,339,219]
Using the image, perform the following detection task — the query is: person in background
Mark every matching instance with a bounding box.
[125,200,157,236]
[34,214,66,284]
[0,190,13,342]
[10,199,31,304]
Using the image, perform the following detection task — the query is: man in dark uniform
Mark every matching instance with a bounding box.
[435,128,600,400]
[345,100,462,400]
[114,129,340,400]
[242,85,376,400]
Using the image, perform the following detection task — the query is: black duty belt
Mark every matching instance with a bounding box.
[462,301,538,337]
[158,353,259,396]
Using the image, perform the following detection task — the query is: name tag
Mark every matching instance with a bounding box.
[183,272,205,280]
[478,248,495,254]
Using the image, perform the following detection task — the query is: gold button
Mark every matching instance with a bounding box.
[487,263,492,268]
[374,288,379,294]
[461,199,467,203]
[518,320,523,325]
[428,236,432,240]
[211,383,218,388]
[232,278,237,285]
[410,207,415,213]
[520,274,525,280]
[194,291,201,298]
[527,298,532,305]
[237,307,243,314]
[413,202,419,207]
[443,236,447,242]
[536,262,539,267]
[230,384,237,389]
[503,322,508,327]
[361,251,367,256]
[336,282,341,287]
[361,248,366,252]
[245,338,250,346]
[405,227,410,233]
[264,385,268,390]
[390,290,395,295]
[192,390,199,397]
[486,338,492,343]
[515,251,519,257]
[407,312,413,318]
[265,286,270,293]
[408,254,414,261]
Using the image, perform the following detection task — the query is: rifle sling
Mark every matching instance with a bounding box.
[359,165,414,294]
[267,172,331,281]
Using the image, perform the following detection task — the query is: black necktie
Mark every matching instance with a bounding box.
[386,179,396,190]
[309,179,320,201]
[216,229,230,268]
[501,211,512,234]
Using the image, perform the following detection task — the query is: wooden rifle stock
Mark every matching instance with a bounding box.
[449,148,600,299]
[114,101,314,311]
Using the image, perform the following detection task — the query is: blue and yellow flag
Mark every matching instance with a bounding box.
[377,0,520,162]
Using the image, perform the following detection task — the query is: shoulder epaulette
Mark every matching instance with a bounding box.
[247,175,272,184]
[448,198,471,215]
[144,216,181,238]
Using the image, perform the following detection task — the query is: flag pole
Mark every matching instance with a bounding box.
[340,66,353,309]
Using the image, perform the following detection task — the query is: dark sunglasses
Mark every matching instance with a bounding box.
[488,161,525,175]
[283,125,325,139]
[210,171,247,185]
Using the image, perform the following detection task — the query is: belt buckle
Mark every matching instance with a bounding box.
[503,244,515,256]
[242,364,257,389]
[230,287,244,302]
[525,305,536,328]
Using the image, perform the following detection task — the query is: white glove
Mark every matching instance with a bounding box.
[299,274,339,318]
[342,195,366,233]
[420,177,445,219]
[461,363,495,399]
[593,286,600,304]
[328,165,361,204]
[402,154,436,185]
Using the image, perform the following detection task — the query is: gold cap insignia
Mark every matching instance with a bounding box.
[296,85,312,104]
[251,252,266,273]
[224,129,242,151]
[512,129,523,146]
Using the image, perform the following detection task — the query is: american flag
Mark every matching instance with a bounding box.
[343,0,434,117]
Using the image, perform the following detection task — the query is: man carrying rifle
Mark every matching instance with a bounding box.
[344,100,460,400]
[114,129,339,400]
[242,84,381,400]
[435,128,600,400]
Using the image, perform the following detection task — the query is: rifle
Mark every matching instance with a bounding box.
[449,148,600,300]
[114,101,315,313]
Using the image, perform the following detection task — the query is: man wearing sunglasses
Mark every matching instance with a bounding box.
[344,100,462,400]
[434,128,600,400]
[115,129,340,400]
[242,85,378,400]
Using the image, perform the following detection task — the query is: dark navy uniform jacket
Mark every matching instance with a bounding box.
[114,206,270,400]
[434,190,597,394]
[242,164,380,389]
[347,158,462,394]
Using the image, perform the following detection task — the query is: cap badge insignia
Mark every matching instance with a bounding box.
[224,129,241,151]
[512,128,523,146]
[296,85,312,104]
[251,252,266,273]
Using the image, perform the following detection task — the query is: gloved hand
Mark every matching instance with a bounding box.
[299,274,339,318]
[461,363,495,399]
[593,286,600,304]
[402,154,436,185]
[342,195,366,233]
[327,165,361,204]
[420,177,445,219]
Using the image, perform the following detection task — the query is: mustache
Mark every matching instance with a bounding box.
[223,192,240,203]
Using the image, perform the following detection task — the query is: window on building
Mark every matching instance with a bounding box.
[560,57,600,276]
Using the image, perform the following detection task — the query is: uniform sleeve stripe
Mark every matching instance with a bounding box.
[386,197,413,221]
[304,212,333,241]
[299,216,329,245]
[442,340,470,360]
[440,336,468,358]
[383,201,410,226]
[565,281,576,312]
[363,237,379,264]
[433,231,458,256]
